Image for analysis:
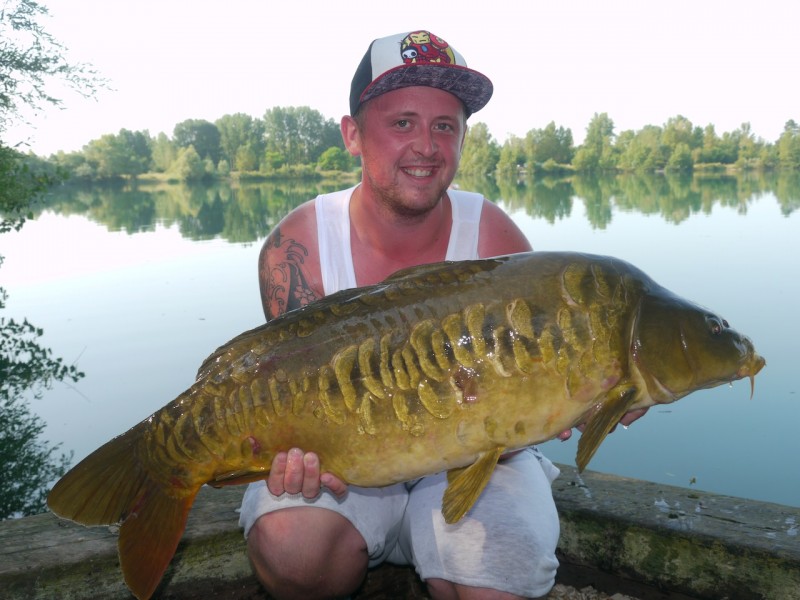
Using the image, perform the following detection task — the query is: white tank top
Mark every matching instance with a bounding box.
[315,186,484,295]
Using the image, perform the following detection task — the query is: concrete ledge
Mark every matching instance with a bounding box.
[552,465,800,600]
[1,465,798,599]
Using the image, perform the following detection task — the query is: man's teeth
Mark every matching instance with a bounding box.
[404,167,433,177]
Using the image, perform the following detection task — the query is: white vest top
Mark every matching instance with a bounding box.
[315,185,484,295]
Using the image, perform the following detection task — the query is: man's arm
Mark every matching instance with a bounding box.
[258,225,322,321]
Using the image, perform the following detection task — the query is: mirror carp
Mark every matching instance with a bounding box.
[47,251,765,599]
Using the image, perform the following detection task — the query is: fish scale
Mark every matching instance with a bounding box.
[47,251,765,600]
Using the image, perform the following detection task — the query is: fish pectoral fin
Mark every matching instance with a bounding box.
[209,469,269,488]
[576,386,638,472]
[442,447,505,524]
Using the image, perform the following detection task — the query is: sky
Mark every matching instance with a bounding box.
[6,0,798,156]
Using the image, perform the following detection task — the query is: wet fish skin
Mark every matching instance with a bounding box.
[46,251,765,600]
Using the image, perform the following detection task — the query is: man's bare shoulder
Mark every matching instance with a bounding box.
[258,200,322,320]
[477,198,533,257]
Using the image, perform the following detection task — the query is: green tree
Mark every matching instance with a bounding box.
[495,135,525,179]
[236,143,261,172]
[172,145,206,181]
[694,124,724,164]
[151,132,177,173]
[458,122,499,178]
[317,146,353,171]
[777,120,800,169]
[0,0,102,132]
[82,128,151,179]
[263,106,341,166]
[526,121,574,166]
[173,119,221,164]
[215,113,265,171]
[662,115,701,152]
[666,142,693,171]
[617,125,666,171]
[574,112,616,171]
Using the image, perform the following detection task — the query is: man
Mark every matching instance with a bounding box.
[239,30,642,600]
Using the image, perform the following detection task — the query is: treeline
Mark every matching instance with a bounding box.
[28,110,800,183]
[459,114,800,179]
[38,106,357,182]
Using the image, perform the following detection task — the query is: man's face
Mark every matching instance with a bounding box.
[347,86,467,219]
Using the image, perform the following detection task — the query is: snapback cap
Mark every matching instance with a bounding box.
[349,30,493,117]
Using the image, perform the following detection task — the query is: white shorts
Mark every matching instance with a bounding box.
[239,447,561,598]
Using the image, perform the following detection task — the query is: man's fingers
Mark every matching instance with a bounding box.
[321,473,348,498]
[301,452,321,498]
[282,447,305,495]
[267,451,289,496]
[266,448,349,499]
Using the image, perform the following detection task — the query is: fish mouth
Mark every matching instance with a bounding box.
[739,353,766,399]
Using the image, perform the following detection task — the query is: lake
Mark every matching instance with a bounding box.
[1,171,798,508]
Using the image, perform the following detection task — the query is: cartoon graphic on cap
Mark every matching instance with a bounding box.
[400,31,455,65]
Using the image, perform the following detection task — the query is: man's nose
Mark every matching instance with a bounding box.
[412,128,437,155]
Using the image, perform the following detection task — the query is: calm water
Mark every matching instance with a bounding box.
[1,172,798,508]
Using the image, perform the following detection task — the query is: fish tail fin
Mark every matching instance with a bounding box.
[118,484,196,600]
[47,426,198,599]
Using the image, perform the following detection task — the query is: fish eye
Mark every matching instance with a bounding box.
[708,317,724,336]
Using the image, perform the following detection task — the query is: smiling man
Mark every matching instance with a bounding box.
[239,30,562,600]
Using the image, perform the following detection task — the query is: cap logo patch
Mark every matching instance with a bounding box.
[400,31,455,65]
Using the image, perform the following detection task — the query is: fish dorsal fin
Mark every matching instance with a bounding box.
[442,446,505,524]
[576,386,638,472]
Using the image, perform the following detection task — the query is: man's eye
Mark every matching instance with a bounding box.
[396,119,409,128]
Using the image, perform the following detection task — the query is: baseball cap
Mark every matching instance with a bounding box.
[349,30,493,117]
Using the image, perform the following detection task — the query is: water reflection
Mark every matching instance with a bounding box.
[38,179,357,242]
[463,170,800,227]
[33,171,800,240]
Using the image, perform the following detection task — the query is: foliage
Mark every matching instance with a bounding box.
[0,0,103,132]
[0,304,82,519]
[317,146,353,172]
[82,128,152,179]
[459,122,499,178]
[173,119,222,164]
[215,113,264,171]
[494,134,524,179]
[778,120,800,169]
[151,132,177,173]
[172,145,207,181]
[666,142,693,171]
[0,144,55,232]
[573,113,617,172]
[525,121,574,167]
[263,106,342,166]
[0,0,102,520]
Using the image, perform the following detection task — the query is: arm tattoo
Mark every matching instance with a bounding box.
[260,227,320,320]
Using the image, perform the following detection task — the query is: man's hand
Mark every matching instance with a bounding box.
[556,407,650,441]
[267,448,348,498]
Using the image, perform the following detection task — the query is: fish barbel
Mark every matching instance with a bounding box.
[47,251,765,599]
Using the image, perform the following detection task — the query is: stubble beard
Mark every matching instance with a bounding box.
[364,168,449,223]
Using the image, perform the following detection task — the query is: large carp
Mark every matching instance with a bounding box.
[48,251,764,600]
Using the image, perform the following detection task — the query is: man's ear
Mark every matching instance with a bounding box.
[341,115,362,157]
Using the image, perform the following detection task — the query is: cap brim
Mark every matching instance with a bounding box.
[360,64,493,116]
